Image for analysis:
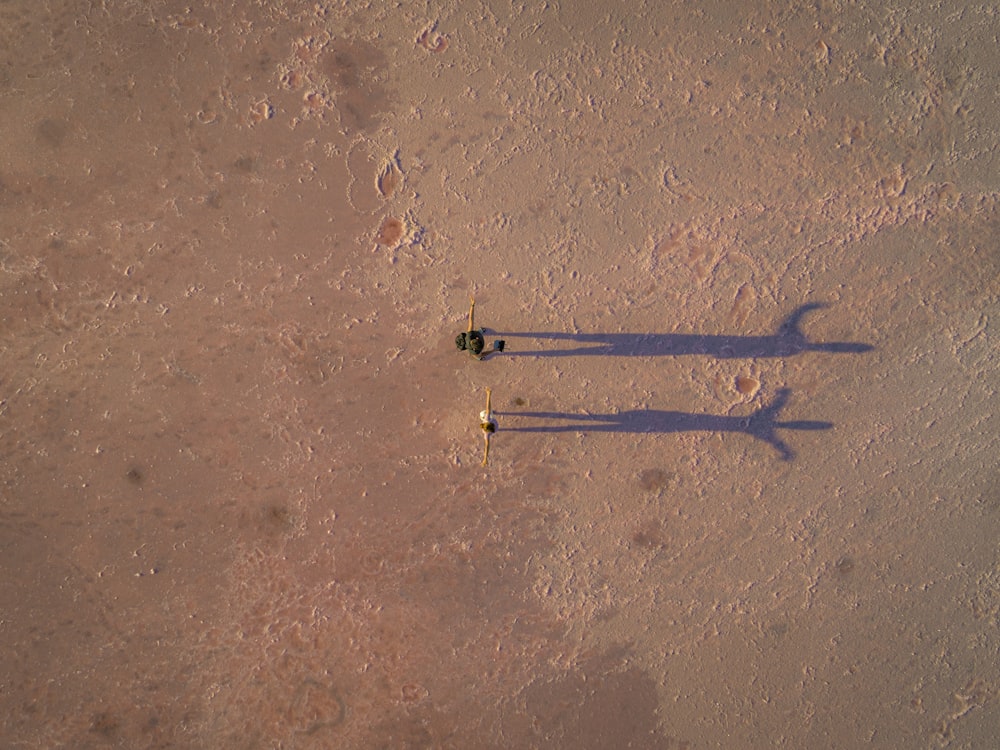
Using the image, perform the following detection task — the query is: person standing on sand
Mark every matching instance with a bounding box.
[480,387,498,466]
[456,297,505,360]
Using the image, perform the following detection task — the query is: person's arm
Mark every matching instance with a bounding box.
[476,340,505,360]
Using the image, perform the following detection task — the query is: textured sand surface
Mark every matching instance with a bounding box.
[1,1,997,747]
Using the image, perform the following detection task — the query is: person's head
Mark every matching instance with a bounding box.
[467,330,485,355]
[456,331,485,354]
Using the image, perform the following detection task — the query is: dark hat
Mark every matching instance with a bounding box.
[467,330,485,355]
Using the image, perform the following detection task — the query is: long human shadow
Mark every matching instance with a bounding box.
[500,303,873,358]
[497,388,830,461]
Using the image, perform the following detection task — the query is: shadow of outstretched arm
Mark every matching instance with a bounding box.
[743,388,833,460]
[498,388,831,460]
[501,303,873,358]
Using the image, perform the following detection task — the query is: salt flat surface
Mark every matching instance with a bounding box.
[1,1,997,747]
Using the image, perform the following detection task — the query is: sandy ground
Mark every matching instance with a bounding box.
[1,1,997,747]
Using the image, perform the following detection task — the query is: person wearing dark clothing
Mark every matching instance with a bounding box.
[455,297,505,360]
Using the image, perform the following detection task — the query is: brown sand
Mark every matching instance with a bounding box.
[1,1,997,747]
